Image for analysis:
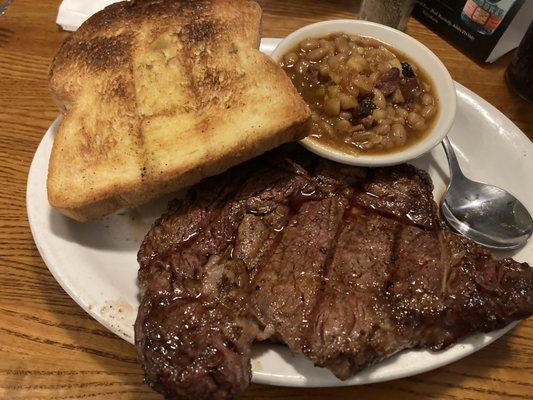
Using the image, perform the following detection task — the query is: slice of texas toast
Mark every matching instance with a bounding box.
[47,0,310,221]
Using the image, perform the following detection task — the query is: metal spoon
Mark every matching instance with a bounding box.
[440,137,533,250]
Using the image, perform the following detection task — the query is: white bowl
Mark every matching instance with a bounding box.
[271,20,457,167]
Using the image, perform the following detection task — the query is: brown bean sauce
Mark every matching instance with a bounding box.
[280,33,439,155]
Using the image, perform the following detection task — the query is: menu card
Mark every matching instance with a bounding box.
[413,0,532,62]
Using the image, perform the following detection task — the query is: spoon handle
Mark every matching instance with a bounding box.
[442,137,466,181]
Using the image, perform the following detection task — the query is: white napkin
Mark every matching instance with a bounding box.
[56,0,120,31]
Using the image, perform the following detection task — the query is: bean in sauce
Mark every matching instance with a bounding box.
[280,33,439,154]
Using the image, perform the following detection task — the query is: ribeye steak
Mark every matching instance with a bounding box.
[135,147,532,400]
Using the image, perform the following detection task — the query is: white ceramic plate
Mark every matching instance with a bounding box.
[27,39,533,387]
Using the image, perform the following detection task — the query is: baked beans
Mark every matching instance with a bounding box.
[280,33,439,154]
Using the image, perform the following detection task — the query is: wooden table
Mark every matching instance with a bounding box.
[0,1,531,399]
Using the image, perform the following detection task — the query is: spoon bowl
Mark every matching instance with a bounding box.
[441,138,533,250]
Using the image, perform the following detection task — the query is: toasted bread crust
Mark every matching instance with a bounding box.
[47,0,310,221]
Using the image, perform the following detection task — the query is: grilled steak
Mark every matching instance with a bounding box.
[135,147,533,400]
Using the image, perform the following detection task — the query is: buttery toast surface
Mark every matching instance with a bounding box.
[48,0,310,221]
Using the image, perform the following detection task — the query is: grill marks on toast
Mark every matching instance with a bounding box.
[132,11,241,184]
[52,0,236,163]
[182,19,221,44]
[62,35,134,73]
[47,0,310,220]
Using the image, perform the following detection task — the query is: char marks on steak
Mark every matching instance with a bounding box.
[135,147,532,400]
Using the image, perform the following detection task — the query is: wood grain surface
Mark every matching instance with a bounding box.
[0,0,531,399]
